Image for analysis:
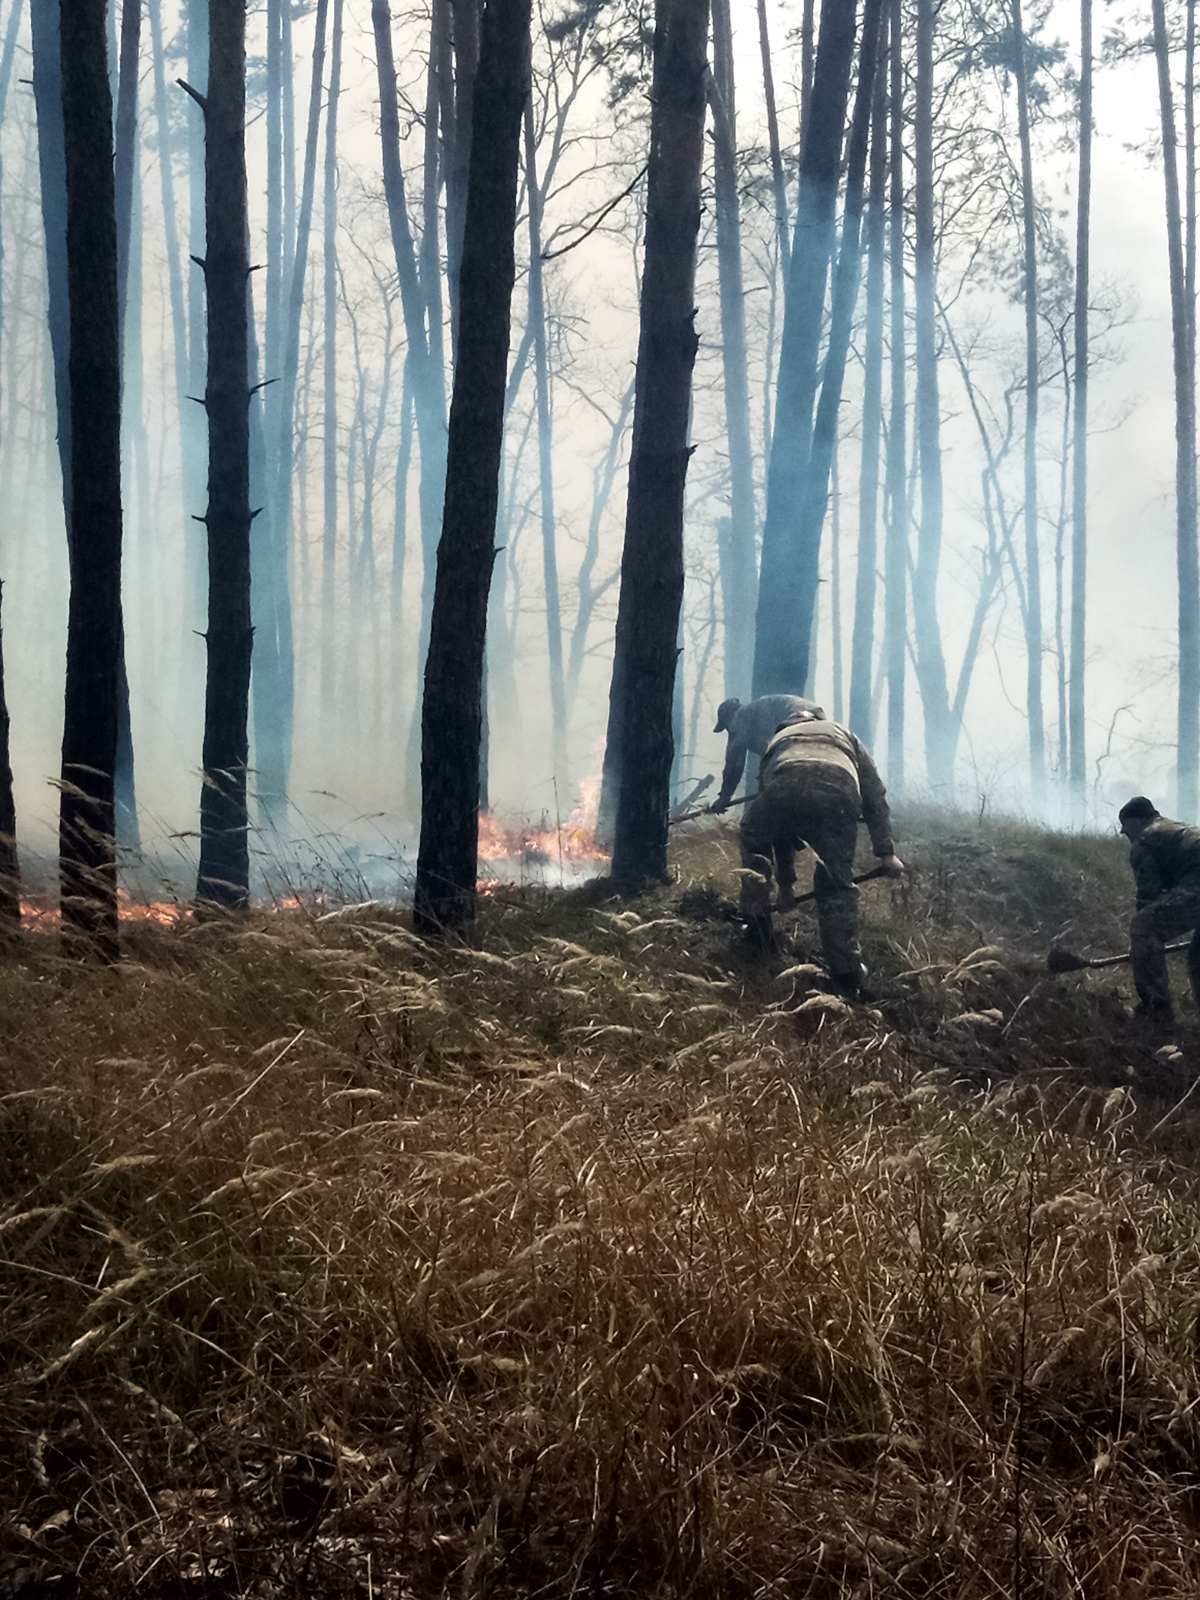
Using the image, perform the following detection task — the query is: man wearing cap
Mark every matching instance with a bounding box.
[738,709,903,990]
[709,694,822,814]
[1118,795,1200,1024]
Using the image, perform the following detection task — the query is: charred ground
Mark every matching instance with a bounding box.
[3,809,1200,1597]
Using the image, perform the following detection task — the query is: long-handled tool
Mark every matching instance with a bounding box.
[669,792,756,828]
[784,861,893,908]
[1047,937,1191,975]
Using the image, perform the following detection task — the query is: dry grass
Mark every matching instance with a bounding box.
[4,811,1200,1596]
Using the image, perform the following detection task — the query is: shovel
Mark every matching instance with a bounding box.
[1047,937,1192,975]
[783,861,894,908]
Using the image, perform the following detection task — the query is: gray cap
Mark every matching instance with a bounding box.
[714,697,741,734]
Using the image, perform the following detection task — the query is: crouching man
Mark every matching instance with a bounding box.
[1119,794,1200,1026]
[739,711,904,991]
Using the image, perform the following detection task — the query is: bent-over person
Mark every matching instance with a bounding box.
[740,711,903,990]
[710,694,823,812]
[1118,795,1200,1025]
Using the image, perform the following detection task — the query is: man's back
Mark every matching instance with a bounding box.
[734,694,820,757]
[1132,817,1200,900]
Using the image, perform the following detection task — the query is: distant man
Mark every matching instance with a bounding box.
[1118,795,1200,1025]
[739,710,903,990]
[709,694,822,813]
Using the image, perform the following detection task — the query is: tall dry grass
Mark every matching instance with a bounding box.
[3,813,1200,1596]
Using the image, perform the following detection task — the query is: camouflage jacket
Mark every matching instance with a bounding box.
[1130,817,1200,907]
[761,719,895,858]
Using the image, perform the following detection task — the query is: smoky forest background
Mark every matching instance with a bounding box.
[0,0,1198,935]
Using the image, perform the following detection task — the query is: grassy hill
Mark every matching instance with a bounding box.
[4,809,1200,1597]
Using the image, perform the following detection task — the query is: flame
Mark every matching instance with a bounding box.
[17,888,310,929]
[476,776,608,886]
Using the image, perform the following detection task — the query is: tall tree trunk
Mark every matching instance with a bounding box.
[1069,0,1091,806]
[601,0,711,887]
[912,0,953,791]
[112,0,142,851]
[188,0,251,910]
[444,0,481,360]
[59,0,124,955]
[1012,0,1045,798]
[710,0,757,702]
[523,95,570,789]
[0,583,17,931]
[885,0,907,790]
[799,0,816,154]
[256,0,328,823]
[413,0,531,936]
[791,0,882,682]
[373,0,449,810]
[756,0,789,275]
[320,0,344,720]
[1153,0,1200,818]
[752,0,857,698]
[850,39,887,738]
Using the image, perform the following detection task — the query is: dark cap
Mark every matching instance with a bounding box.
[1118,796,1160,824]
[714,697,741,734]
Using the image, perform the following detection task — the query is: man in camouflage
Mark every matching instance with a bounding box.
[737,710,904,990]
[1119,795,1200,1025]
[709,694,823,812]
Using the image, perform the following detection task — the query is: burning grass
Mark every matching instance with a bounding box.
[4,810,1200,1595]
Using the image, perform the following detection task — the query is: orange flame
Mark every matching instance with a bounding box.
[476,776,608,885]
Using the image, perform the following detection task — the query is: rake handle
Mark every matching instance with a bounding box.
[1085,936,1192,970]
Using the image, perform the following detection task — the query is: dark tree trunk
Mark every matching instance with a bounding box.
[445,0,480,360]
[190,0,252,911]
[912,0,953,791]
[113,0,142,851]
[602,0,710,888]
[523,94,570,788]
[0,584,19,931]
[799,0,816,155]
[58,0,125,955]
[1153,0,1200,818]
[752,0,856,698]
[791,0,883,682]
[710,0,756,701]
[850,40,887,738]
[373,0,449,810]
[1069,0,1091,805]
[885,0,906,790]
[413,0,531,936]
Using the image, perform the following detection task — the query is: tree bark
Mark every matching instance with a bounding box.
[523,94,570,789]
[0,583,17,932]
[755,0,789,275]
[850,38,887,739]
[1012,0,1045,798]
[1069,0,1091,806]
[413,0,531,936]
[912,0,954,791]
[1153,0,1200,818]
[191,0,252,911]
[791,0,883,683]
[752,0,856,698]
[58,0,125,955]
[445,0,481,361]
[602,0,711,888]
[709,0,757,702]
[320,0,344,720]
[885,0,907,790]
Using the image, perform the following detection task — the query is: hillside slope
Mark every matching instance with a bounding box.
[4,810,1200,1598]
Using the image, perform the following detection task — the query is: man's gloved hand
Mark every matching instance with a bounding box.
[708,797,731,815]
[880,853,906,879]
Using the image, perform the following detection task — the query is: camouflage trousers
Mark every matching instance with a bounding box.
[1129,877,1200,1016]
[740,765,861,977]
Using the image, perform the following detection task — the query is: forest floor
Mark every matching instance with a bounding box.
[6,808,1200,1596]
